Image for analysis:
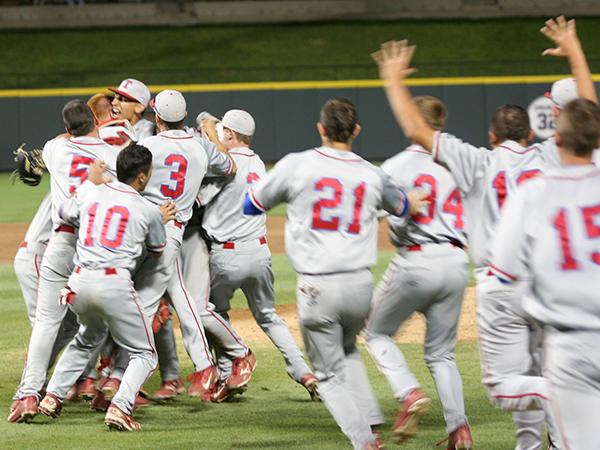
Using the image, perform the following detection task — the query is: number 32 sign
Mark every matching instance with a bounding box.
[527,95,555,140]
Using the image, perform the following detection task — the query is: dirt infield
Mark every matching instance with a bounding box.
[1,217,477,344]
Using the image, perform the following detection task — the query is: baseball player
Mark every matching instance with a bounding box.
[201,109,318,400]
[364,96,472,448]
[245,98,424,450]
[37,144,172,431]
[8,100,120,423]
[109,78,154,139]
[490,98,600,450]
[371,39,561,449]
[133,89,254,400]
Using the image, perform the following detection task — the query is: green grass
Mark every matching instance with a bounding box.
[0,262,513,449]
[2,17,600,88]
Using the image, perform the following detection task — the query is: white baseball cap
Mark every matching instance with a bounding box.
[545,77,578,108]
[109,78,151,107]
[222,109,255,136]
[150,90,187,122]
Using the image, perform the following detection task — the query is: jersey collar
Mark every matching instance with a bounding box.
[158,129,191,139]
[495,140,533,154]
[315,146,364,162]
[106,181,140,195]
[228,146,255,156]
[68,136,106,146]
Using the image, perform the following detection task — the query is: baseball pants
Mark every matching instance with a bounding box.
[365,244,469,434]
[297,269,382,450]
[180,227,248,376]
[476,269,557,449]
[16,230,80,399]
[46,267,157,415]
[544,328,600,450]
[210,241,312,382]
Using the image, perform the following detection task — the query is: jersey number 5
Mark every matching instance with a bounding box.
[160,154,188,199]
[553,205,600,271]
[84,203,130,249]
[312,177,365,234]
[69,155,95,194]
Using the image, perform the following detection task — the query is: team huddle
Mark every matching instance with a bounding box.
[6,15,600,450]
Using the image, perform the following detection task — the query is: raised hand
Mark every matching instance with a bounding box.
[541,16,581,58]
[371,40,417,83]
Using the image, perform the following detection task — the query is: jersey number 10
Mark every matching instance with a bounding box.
[312,177,365,234]
[84,203,130,249]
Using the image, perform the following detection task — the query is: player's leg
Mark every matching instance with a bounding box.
[15,232,76,399]
[154,318,181,383]
[239,246,312,383]
[545,329,600,450]
[297,271,376,449]
[13,248,41,327]
[422,250,470,435]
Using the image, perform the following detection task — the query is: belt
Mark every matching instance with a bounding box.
[56,224,75,234]
[173,220,183,229]
[75,266,117,275]
[406,239,464,252]
[221,236,267,250]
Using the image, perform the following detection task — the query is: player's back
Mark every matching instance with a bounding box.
[434,134,544,267]
[43,136,119,228]
[382,145,465,248]
[66,181,165,272]
[505,165,600,330]
[139,129,209,223]
[275,147,389,274]
[203,147,266,242]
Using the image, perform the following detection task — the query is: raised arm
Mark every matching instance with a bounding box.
[541,16,597,104]
[372,40,435,151]
[197,112,237,176]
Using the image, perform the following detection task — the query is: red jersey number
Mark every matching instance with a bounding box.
[553,204,600,271]
[69,155,95,194]
[160,154,188,199]
[311,177,366,234]
[84,203,130,249]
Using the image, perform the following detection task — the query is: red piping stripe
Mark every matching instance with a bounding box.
[490,264,517,281]
[313,148,363,162]
[494,392,549,400]
[204,274,247,350]
[249,189,267,211]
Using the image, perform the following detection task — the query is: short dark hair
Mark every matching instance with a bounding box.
[319,98,358,143]
[556,98,600,157]
[117,144,153,184]
[414,96,447,131]
[489,104,530,142]
[62,99,96,137]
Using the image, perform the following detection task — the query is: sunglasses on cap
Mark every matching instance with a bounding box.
[114,93,137,103]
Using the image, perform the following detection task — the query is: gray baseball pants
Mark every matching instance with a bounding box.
[297,269,381,450]
[364,243,469,434]
[210,240,312,382]
[16,230,80,399]
[46,267,157,415]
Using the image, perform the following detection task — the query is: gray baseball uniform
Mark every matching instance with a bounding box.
[364,144,470,435]
[15,136,118,400]
[248,146,410,450]
[432,133,556,448]
[491,164,600,450]
[203,147,312,383]
[133,118,155,140]
[46,180,165,415]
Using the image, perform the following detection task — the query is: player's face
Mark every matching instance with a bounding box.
[112,94,139,121]
[222,127,235,149]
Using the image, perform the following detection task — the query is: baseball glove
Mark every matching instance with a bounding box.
[152,298,172,334]
[12,144,46,186]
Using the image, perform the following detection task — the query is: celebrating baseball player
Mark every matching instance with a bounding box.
[37,144,173,431]
[245,98,425,450]
[109,78,154,139]
[200,109,318,400]
[490,97,600,450]
[364,96,472,448]
[371,38,559,448]
[9,100,120,423]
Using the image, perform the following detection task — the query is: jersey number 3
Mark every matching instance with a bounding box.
[312,178,365,234]
[160,154,188,199]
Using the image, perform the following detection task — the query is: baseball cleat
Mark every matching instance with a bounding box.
[134,391,151,409]
[187,366,218,399]
[153,378,186,401]
[391,388,430,442]
[300,373,320,401]
[372,426,385,449]
[39,393,63,418]
[90,390,110,412]
[226,349,257,390]
[446,424,473,450]
[210,381,247,403]
[101,378,121,401]
[104,404,141,432]
[66,377,96,402]
[7,396,38,423]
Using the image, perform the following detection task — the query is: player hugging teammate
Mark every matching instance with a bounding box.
[7,13,600,450]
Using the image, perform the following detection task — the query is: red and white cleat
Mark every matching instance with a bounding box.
[7,396,38,423]
[187,366,218,399]
[39,393,63,418]
[300,373,320,401]
[104,404,141,432]
[90,390,110,412]
[210,381,248,403]
[391,388,430,442]
[101,378,121,401]
[446,424,473,450]
[152,379,185,401]
[226,350,257,390]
